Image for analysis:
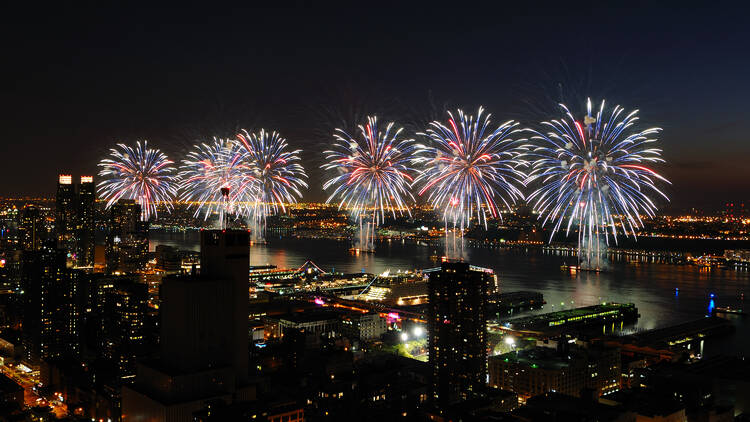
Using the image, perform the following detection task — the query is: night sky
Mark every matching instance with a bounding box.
[1,2,748,210]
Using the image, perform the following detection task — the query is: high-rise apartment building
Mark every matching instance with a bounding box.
[99,280,148,383]
[19,204,44,251]
[427,262,492,410]
[0,206,22,290]
[106,199,148,274]
[21,241,82,364]
[55,174,97,268]
[0,206,19,251]
[76,176,96,267]
[56,174,77,256]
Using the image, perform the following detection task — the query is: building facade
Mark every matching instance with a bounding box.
[99,280,148,383]
[55,174,96,268]
[489,344,621,403]
[76,176,96,267]
[21,242,82,364]
[19,204,44,252]
[106,199,148,274]
[56,174,77,257]
[341,312,387,341]
[122,230,253,422]
[427,262,492,409]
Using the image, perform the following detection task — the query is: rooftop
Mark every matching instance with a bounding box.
[617,316,733,347]
[492,347,571,370]
[276,309,344,324]
[505,303,637,329]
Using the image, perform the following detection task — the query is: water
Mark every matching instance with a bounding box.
[150,229,750,356]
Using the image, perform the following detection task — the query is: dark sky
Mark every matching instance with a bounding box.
[1,1,748,210]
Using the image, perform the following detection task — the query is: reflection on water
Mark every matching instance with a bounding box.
[150,229,750,356]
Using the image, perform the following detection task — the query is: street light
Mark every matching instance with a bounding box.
[400,332,409,342]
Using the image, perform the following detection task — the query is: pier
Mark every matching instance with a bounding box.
[500,303,639,333]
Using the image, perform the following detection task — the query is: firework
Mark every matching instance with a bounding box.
[413,107,526,230]
[178,137,258,227]
[236,129,308,239]
[526,99,670,269]
[97,140,177,221]
[322,116,416,249]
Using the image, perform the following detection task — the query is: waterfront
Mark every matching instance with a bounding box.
[150,229,750,356]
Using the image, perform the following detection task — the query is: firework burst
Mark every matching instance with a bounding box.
[236,129,308,239]
[322,116,416,249]
[526,98,670,269]
[413,107,527,230]
[97,140,177,221]
[178,137,258,226]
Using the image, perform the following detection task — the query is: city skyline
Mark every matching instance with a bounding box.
[1,3,749,209]
[0,171,748,420]
[0,3,749,420]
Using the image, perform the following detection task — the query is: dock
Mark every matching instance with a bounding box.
[501,303,639,332]
[617,316,734,349]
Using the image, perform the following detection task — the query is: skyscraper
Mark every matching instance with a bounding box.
[56,174,77,257]
[0,206,19,251]
[21,241,82,364]
[198,229,250,384]
[427,262,492,409]
[19,204,44,252]
[122,229,253,421]
[99,280,148,383]
[106,199,148,274]
[55,174,97,268]
[0,206,22,290]
[76,175,96,267]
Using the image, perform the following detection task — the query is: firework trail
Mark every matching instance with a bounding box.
[526,99,670,269]
[236,129,308,240]
[97,140,178,221]
[178,137,258,228]
[322,116,416,250]
[413,107,527,232]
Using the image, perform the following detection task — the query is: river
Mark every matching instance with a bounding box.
[149,229,750,356]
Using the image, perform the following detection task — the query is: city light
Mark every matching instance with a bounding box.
[1,4,746,419]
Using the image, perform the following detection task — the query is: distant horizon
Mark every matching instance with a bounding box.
[0,194,740,214]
